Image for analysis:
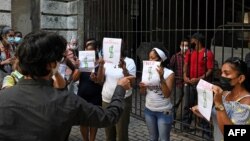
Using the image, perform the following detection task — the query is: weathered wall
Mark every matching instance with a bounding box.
[12,0,32,36]
[1,0,83,45]
[0,0,12,26]
[40,0,79,42]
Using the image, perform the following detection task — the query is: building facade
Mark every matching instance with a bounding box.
[0,0,84,47]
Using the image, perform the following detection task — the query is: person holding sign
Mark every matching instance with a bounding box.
[74,39,103,141]
[139,48,175,141]
[58,48,79,92]
[0,31,134,141]
[97,39,136,141]
[191,57,250,141]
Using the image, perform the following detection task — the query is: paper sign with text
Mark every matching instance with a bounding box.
[79,51,95,72]
[196,79,214,121]
[102,37,122,65]
[141,61,161,86]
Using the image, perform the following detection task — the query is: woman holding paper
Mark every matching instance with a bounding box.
[73,39,103,141]
[191,57,250,141]
[139,47,175,141]
[97,40,136,141]
[58,48,79,92]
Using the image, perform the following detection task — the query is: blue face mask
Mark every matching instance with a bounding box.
[14,37,23,44]
[7,37,15,44]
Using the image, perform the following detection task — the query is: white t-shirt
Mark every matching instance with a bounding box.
[102,57,136,103]
[145,68,174,112]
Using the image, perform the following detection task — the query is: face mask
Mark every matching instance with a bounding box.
[71,45,78,50]
[14,37,23,44]
[183,46,188,51]
[180,46,189,52]
[190,43,196,49]
[219,76,234,91]
[52,62,59,75]
[67,44,78,50]
[180,46,184,51]
[7,37,15,44]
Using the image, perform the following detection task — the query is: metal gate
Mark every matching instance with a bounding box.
[82,0,250,139]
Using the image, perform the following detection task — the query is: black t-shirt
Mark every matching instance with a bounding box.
[77,67,102,105]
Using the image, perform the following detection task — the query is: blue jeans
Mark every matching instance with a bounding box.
[144,108,173,141]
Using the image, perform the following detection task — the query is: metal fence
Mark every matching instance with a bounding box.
[82,0,250,139]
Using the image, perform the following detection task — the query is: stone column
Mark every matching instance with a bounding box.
[77,0,84,50]
[31,0,41,32]
[40,0,78,41]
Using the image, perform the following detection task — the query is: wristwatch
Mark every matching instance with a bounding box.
[215,104,225,111]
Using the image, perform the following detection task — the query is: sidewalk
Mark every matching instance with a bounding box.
[69,116,203,141]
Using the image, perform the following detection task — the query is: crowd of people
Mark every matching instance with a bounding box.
[0,24,249,141]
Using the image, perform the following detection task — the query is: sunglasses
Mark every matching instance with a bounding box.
[232,58,242,66]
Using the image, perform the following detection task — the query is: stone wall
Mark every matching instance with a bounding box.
[1,0,83,46]
[12,0,32,36]
[40,0,79,42]
[0,0,11,26]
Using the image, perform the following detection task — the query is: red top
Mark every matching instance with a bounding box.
[185,48,214,79]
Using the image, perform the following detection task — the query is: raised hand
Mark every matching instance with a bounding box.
[156,65,164,78]
[117,76,135,90]
[118,58,126,69]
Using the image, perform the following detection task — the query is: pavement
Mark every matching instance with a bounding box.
[69,116,208,141]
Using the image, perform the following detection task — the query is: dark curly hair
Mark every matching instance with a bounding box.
[16,31,67,78]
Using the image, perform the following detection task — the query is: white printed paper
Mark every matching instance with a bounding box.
[79,51,95,72]
[141,61,161,86]
[102,37,122,65]
[196,79,213,121]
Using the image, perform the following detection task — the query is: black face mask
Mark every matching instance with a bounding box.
[219,76,234,91]
[190,43,196,49]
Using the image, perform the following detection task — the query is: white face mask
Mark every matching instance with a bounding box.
[183,46,188,51]
[52,62,59,75]
[67,44,78,50]
[71,45,78,50]
[180,46,189,52]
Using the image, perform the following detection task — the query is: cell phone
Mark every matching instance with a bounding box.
[98,50,103,58]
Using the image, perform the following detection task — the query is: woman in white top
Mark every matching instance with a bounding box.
[139,47,175,141]
[97,40,136,141]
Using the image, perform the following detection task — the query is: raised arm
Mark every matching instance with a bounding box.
[74,76,134,127]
